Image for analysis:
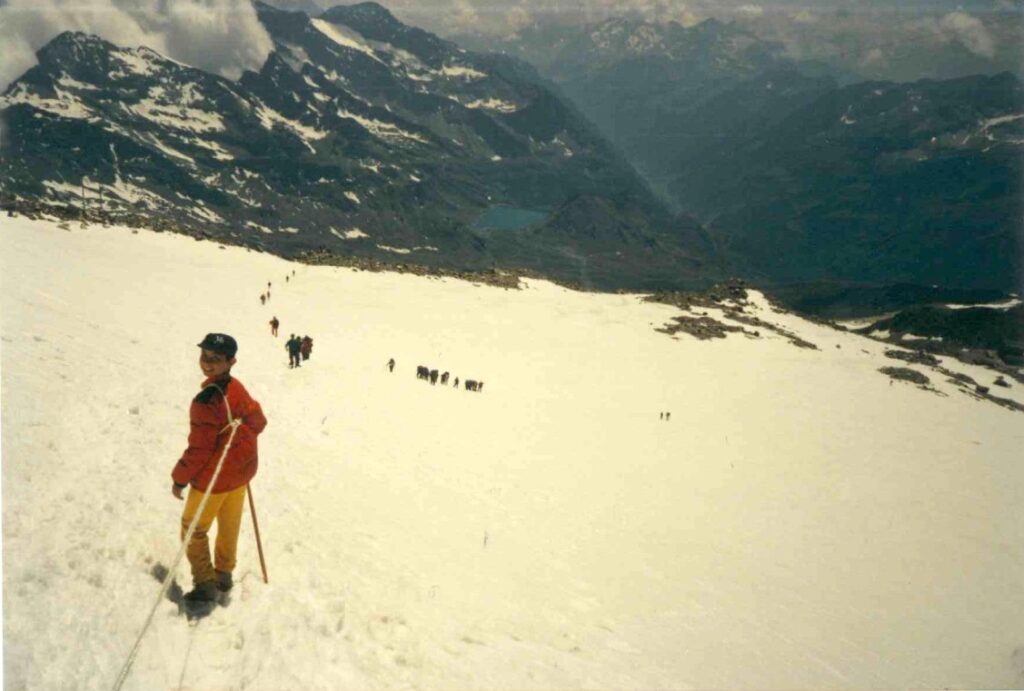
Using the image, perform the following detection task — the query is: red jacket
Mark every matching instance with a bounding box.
[173,375,267,493]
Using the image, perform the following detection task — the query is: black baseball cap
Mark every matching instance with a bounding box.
[197,333,238,358]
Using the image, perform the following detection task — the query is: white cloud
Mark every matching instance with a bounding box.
[0,0,274,92]
[939,11,996,58]
[860,46,887,67]
[505,5,533,31]
[384,0,705,36]
[450,0,483,32]
[736,4,764,17]
[630,0,696,25]
[0,32,36,97]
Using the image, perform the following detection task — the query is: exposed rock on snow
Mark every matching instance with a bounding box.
[656,313,755,340]
[646,281,817,350]
[885,349,941,367]
[880,365,931,386]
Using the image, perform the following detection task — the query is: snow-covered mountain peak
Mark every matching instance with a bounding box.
[1,4,711,291]
[575,14,781,70]
[318,2,455,68]
[327,1,402,29]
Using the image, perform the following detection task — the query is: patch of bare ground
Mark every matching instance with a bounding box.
[883,349,1024,413]
[645,279,818,349]
[655,314,755,340]
[878,366,943,396]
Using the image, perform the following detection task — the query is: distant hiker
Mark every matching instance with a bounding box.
[453,377,459,388]
[292,270,296,277]
[429,369,439,385]
[172,333,267,604]
[660,412,664,420]
[416,365,429,380]
[300,335,313,361]
[665,412,671,421]
[478,382,484,392]
[286,334,302,368]
[286,275,289,283]
[267,281,271,290]
[269,317,279,337]
[387,358,395,372]
[441,372,449,385]
[465,379,477,391]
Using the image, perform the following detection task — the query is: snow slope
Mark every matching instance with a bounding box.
[2,216,1023,690]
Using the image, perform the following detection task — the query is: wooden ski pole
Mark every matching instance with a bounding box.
[247,484,269,584]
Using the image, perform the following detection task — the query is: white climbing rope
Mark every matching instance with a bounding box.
[112,385,240,691]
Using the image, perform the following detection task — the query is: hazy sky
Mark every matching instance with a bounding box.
[0,0,1021,91]
[352,0,1024,33]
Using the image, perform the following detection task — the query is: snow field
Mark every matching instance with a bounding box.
[1,216,1023,690]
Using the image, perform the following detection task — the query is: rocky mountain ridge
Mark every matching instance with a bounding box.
[0,2,718,290]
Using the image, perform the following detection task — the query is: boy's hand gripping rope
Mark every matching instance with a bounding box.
[112,387,240,691]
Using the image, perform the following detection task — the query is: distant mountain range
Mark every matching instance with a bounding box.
[455,17,838,199]
[458,17,1024,293]
[3,4,1020,296]
[0,2,718,291]
[673,73,1023,291]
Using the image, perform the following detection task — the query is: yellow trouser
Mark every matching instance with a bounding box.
[181,484,247,586]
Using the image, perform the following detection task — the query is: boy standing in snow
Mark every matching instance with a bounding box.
[172,333,267,603]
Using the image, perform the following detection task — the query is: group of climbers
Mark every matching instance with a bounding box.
[260,272,313,369]
[285,334,313,368]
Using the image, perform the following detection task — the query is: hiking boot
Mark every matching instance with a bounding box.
[184,580,218,603]
[215,570,233,593]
